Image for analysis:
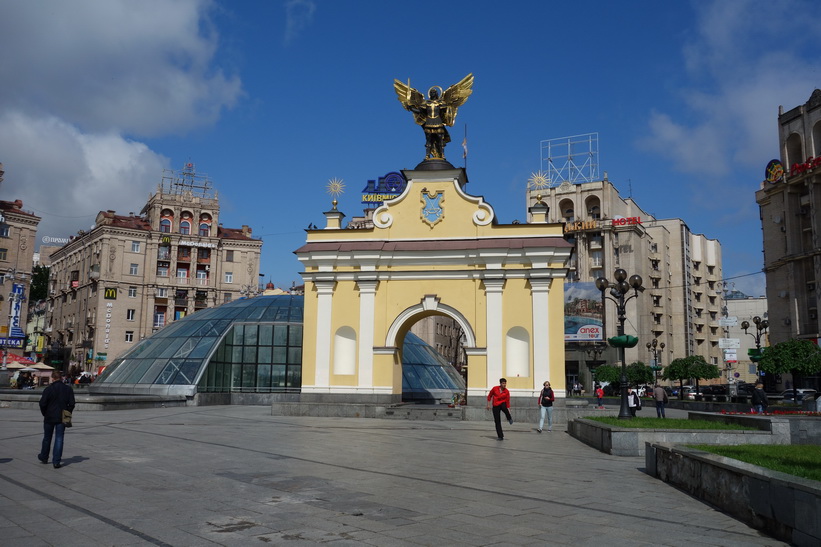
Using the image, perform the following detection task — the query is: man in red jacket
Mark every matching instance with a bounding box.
[487,378,513,440]
[38,370,76,468]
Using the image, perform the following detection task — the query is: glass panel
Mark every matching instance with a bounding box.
[172,360,202,385]
[271,365,286,387]
[241,365,255,388]
[189,337,216,358]
[157,338,188,358]
[258,324,273,345]
[272,346,286,363]
[273,325,288,345]
[134,358,168,384]
[257,365,272,390]
[243,346,257,363]
[289,325,303,346]
[286,366,301,388]
[232,346,243,362]
[243,324,258,345]
[157,359,183,384]
[258,346,272,363]
[231,364,242,389]
[287,347,301,364]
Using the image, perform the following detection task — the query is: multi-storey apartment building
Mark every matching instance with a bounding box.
[530,176,724,388]
[757,89,821,347]
[46,164,263,371]
[0,186,42,366]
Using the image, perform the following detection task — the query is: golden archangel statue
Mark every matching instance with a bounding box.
[393,73,474,162]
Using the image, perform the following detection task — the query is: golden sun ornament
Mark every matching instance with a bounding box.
[527,171,549,190]
[326,177,345,197]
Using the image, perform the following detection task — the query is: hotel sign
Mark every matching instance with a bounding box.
[563,216,642,233]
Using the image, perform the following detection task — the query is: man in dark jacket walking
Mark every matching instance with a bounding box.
[38,370,75,468]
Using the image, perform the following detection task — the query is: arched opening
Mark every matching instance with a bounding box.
[786,132,804,167]
[813,121,821,158]
[558,198,575,223]
[585,195,601,219]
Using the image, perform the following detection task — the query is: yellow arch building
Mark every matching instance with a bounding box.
[295,167,572,405]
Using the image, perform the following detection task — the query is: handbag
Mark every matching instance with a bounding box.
[62,410,73,428]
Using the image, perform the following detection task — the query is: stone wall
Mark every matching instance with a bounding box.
[647,443,821,546]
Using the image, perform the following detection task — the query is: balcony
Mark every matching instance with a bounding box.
[155,291,168,302]
[175,277,190,286]
[174,298,188,307]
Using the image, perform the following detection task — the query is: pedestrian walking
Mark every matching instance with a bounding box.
[751,382,768,414]
[487,378,512,440]
[627,387,641,417]
[595,384,604,408]
[536,380,555,432]
[653,384,668,418]
[38,370,75,468]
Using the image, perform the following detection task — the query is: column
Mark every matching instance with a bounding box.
[356,279,378,389]
[530,278,552,389]
[483,278,505,385]
[314,280,336,388]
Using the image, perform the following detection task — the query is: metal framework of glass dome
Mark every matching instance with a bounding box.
[90,295,464,402]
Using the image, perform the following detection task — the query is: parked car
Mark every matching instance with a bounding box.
[680,386,700,399]
[780,389,818,402]
[735,383,756,396]
[701,385,728,395]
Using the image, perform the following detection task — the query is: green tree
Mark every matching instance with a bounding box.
[29,265,49,302]
[758,338,821,387]
[626,361,654,387]
[592,364,620,385]
[662,356,712,399]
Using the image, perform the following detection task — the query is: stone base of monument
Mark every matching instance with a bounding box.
[415,158,455,170]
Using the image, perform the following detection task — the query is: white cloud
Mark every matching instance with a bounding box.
[642,0,821,177]
[0,0,241,136]
[0,0,241,248]
[0,111,166,243]
[284,0,316,45]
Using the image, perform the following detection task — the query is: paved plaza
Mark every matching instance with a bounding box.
[0,404,784,546]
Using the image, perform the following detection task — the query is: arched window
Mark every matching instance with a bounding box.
[159,219,171,233]
[180,220,191,235]
[813,121,821,158]
[786,133,803,167]
[199,223,210,236]
[333,326,357,375]
[505,327,530,378]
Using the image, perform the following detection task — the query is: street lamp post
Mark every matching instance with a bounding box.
[585,342,606,391]
[646,338,665,381]
[741,315,768,379]
[596,268,644,420]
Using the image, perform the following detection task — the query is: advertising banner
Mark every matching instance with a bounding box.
[564,282,603,341]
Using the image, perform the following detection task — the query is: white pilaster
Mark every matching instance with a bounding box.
[356,279,379,388]
[314,280,336,388]
[483,278,505,385]
[530,278,552,389]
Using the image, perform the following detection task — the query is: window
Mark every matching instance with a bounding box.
[160,219,171,233]
[156,264,169,277]
[199,223,210,236]
[125,331,134,342]
[176,268,188,279]
[0,224,9,237]
[0,248,6,261]
[130,263,139,275]
[127,309,135,321]
[224,293,232,303]
[199,248,210,260]
[226,250,234,262]
[131,241,141,252]
[180,220,191,235]
[157,247,170,260]
[157,287,168,297]
[153,312,165,328]
[128,286,137,298]
[225,271,233,283]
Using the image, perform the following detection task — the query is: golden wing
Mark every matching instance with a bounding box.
[393,78,426,125]
[441,73,474,126]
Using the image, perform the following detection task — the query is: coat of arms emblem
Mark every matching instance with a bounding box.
[421,191,444,226]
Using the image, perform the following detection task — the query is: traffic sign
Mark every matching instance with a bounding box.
[718,338,740,349]
[719,317,738,327]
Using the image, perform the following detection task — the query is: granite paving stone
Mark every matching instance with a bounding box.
[0,405,787,546]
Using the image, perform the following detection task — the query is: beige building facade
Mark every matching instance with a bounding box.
[46,165,263,370]
[529,177,724,389]
[0,194,41,361]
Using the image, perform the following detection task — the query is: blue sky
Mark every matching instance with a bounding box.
[2,0,820,296]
